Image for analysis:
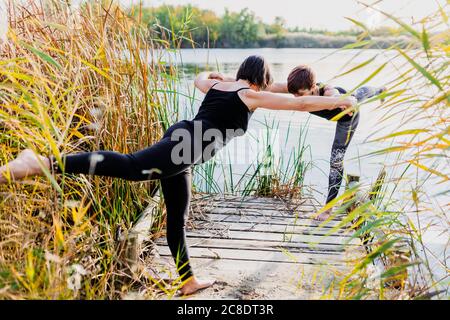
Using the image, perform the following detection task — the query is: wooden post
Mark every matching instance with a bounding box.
[347,168,411,289]
[345,174,361,215]
[119,191,161,274]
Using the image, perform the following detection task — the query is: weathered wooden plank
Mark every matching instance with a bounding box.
[180,237,346,254]
[199,207,345,224]
[194,194,316,205]
[237,194,314,199]
[193,217,350,236]
[203,194,316,202]
[156,237,347,253]
[197,213,343,229]
[119,192,160,270]
[184,235,351,251]
[195,202,319,212]
[191,221,352,238]
[202,204,316,213]
[155,246,351,266]
[186,229,359,246]
[150,194,363,299]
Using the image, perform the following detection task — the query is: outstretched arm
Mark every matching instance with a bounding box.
[194,72,220,94]
[194,72,237,94]
[323,85,341,97]
[241,90,356,113]
[266,82,289,93]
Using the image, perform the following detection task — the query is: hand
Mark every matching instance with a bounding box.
[341,96,357,109]
[334,96,357,116]
[208,72,225,81]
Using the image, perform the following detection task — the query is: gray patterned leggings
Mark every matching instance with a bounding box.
[326,114,359,203]
[311,86,383,204]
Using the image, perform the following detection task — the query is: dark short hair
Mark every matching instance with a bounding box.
[287,65,316,94]
[236,55,273,90]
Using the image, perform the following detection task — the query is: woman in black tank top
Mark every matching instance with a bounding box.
[0,55,356,296]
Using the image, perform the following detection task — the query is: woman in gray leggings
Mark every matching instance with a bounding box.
[270,65,385,220]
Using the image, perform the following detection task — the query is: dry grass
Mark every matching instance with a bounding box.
[0,0,182,299]
[316,1,449,299]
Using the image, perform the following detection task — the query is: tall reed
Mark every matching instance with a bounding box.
[0,0,182,299]
[316,1,449,299]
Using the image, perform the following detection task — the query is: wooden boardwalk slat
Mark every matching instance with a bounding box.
[185,229,357,245]
[204,207,346,223]
[150,194,362,299]
[191,219,351,236]
[156,246,349,265]
[185,237,347,253]
[198,213,343,229]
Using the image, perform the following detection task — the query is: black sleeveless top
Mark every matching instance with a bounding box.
[311,84,352,122]
[193,83,253,137]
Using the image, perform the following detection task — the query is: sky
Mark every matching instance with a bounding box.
[114,0,445,30]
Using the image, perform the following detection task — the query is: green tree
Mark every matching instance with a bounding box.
[219,8,260,47]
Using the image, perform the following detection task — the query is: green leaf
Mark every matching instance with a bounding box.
[422,25,430,58]
[344,17,369,32]
[366,146,408,156]
[342,40,372,50]
[378,10,421,40]
[351,62,388,92]
[362,238,400,268]
[397,49,443,91]
[334,55,377,78]
[20,41,62,70]
[349,218,386,242]
[371,129,430,142]
[380,262,419,279]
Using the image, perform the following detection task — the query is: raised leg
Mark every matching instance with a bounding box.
[353,86,386,102]
[1,120,198,183]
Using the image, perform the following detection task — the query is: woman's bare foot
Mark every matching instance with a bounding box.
[314,209,332,221]
[0,149,49,184]
[179,276,215,296]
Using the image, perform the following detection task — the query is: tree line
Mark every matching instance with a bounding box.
[129,5,412,49]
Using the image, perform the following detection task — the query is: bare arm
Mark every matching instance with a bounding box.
[323,85,341,97]
[266,82,289,93]
[241,90,356,112]
[194,72,237,94]
[322,85,355,116]
[208,72,235,82]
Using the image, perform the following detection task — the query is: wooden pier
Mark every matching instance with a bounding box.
[148,194,362,299]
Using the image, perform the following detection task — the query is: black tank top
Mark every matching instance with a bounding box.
[318,83,347,96]
[193,83,253,137]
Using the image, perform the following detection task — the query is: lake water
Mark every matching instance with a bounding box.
[164,49,423,195]
[159,48,448,285]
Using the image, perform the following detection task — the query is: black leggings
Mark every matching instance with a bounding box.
[52,120,210,281]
